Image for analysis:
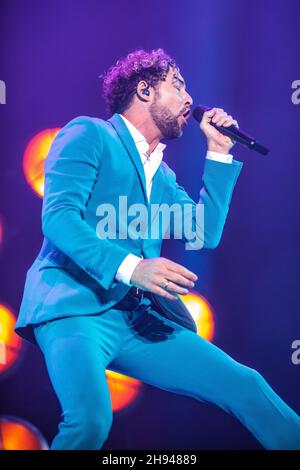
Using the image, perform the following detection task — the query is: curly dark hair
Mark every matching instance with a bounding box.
[99,48,179,115]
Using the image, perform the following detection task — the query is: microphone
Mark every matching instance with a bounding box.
[192,105,270,155]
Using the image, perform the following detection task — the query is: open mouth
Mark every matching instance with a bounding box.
[182,109,191,122]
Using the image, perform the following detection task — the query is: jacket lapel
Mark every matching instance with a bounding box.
[107,113,169,211]
[107,113,148,205]
[148,164,167,222]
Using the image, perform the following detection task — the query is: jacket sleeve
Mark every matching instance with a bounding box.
[166,158,243,250]
[41,116,132,290]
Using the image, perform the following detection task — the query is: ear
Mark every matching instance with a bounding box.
[136,80,151,102]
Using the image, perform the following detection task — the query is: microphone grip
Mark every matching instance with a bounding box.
[192,105,269,155]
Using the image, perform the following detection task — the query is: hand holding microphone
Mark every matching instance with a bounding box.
[193,105,269,155]
[197,107,239,155]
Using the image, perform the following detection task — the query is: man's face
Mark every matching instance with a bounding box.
[149,67,193,140]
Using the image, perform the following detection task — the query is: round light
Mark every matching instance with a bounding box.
[105,369,142,412]
[179,291,215,341]
[0,304,22,375]
[23,128,60,198]
[0,416,48,450]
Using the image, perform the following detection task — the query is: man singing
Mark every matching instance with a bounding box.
[15,48,300,450]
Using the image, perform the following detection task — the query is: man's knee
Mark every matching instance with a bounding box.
[80,411,113,448]
[210,363,267,415]
[55,408,113,450]
[236,364,266,400]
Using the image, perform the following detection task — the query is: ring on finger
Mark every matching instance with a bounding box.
[161,280,169,289]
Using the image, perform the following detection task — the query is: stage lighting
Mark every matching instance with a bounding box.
[179,291,215,341]
[0,304,22,376]
[105,369,142,412]
[23,128,60,197]
[0,416,48,450]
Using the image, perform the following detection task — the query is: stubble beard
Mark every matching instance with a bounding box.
[149,93,183,140]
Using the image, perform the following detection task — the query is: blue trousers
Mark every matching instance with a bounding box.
[33,294,300,450]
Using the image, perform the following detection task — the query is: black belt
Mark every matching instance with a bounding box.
[114,286,148,311]
[128,286,144,301]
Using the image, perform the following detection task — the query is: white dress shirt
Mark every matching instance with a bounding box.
[114,113,233,286]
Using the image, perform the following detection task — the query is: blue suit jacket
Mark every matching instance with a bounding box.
[15,113,243,344]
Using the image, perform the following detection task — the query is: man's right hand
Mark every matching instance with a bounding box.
[130,257,198,301]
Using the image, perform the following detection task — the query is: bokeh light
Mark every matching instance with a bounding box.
[0,416,48,450]
[23,128,60,197]
[0,304,22,375]
[105,369,142,412]
[179,291,215,341]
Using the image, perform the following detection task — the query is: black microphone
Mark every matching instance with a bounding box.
[192,105,270,155]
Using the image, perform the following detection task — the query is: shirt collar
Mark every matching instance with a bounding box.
[119,114,166,160]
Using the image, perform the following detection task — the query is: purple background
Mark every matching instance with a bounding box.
[0,0,299,449]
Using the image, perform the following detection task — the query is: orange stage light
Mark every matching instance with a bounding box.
[179,291,215,341]
[105,369,142,412]
[23,128,60,197]
[0,304,22,375]
[0,416,48,450]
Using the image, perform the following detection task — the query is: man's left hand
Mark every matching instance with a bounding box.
[199,107,238,154]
